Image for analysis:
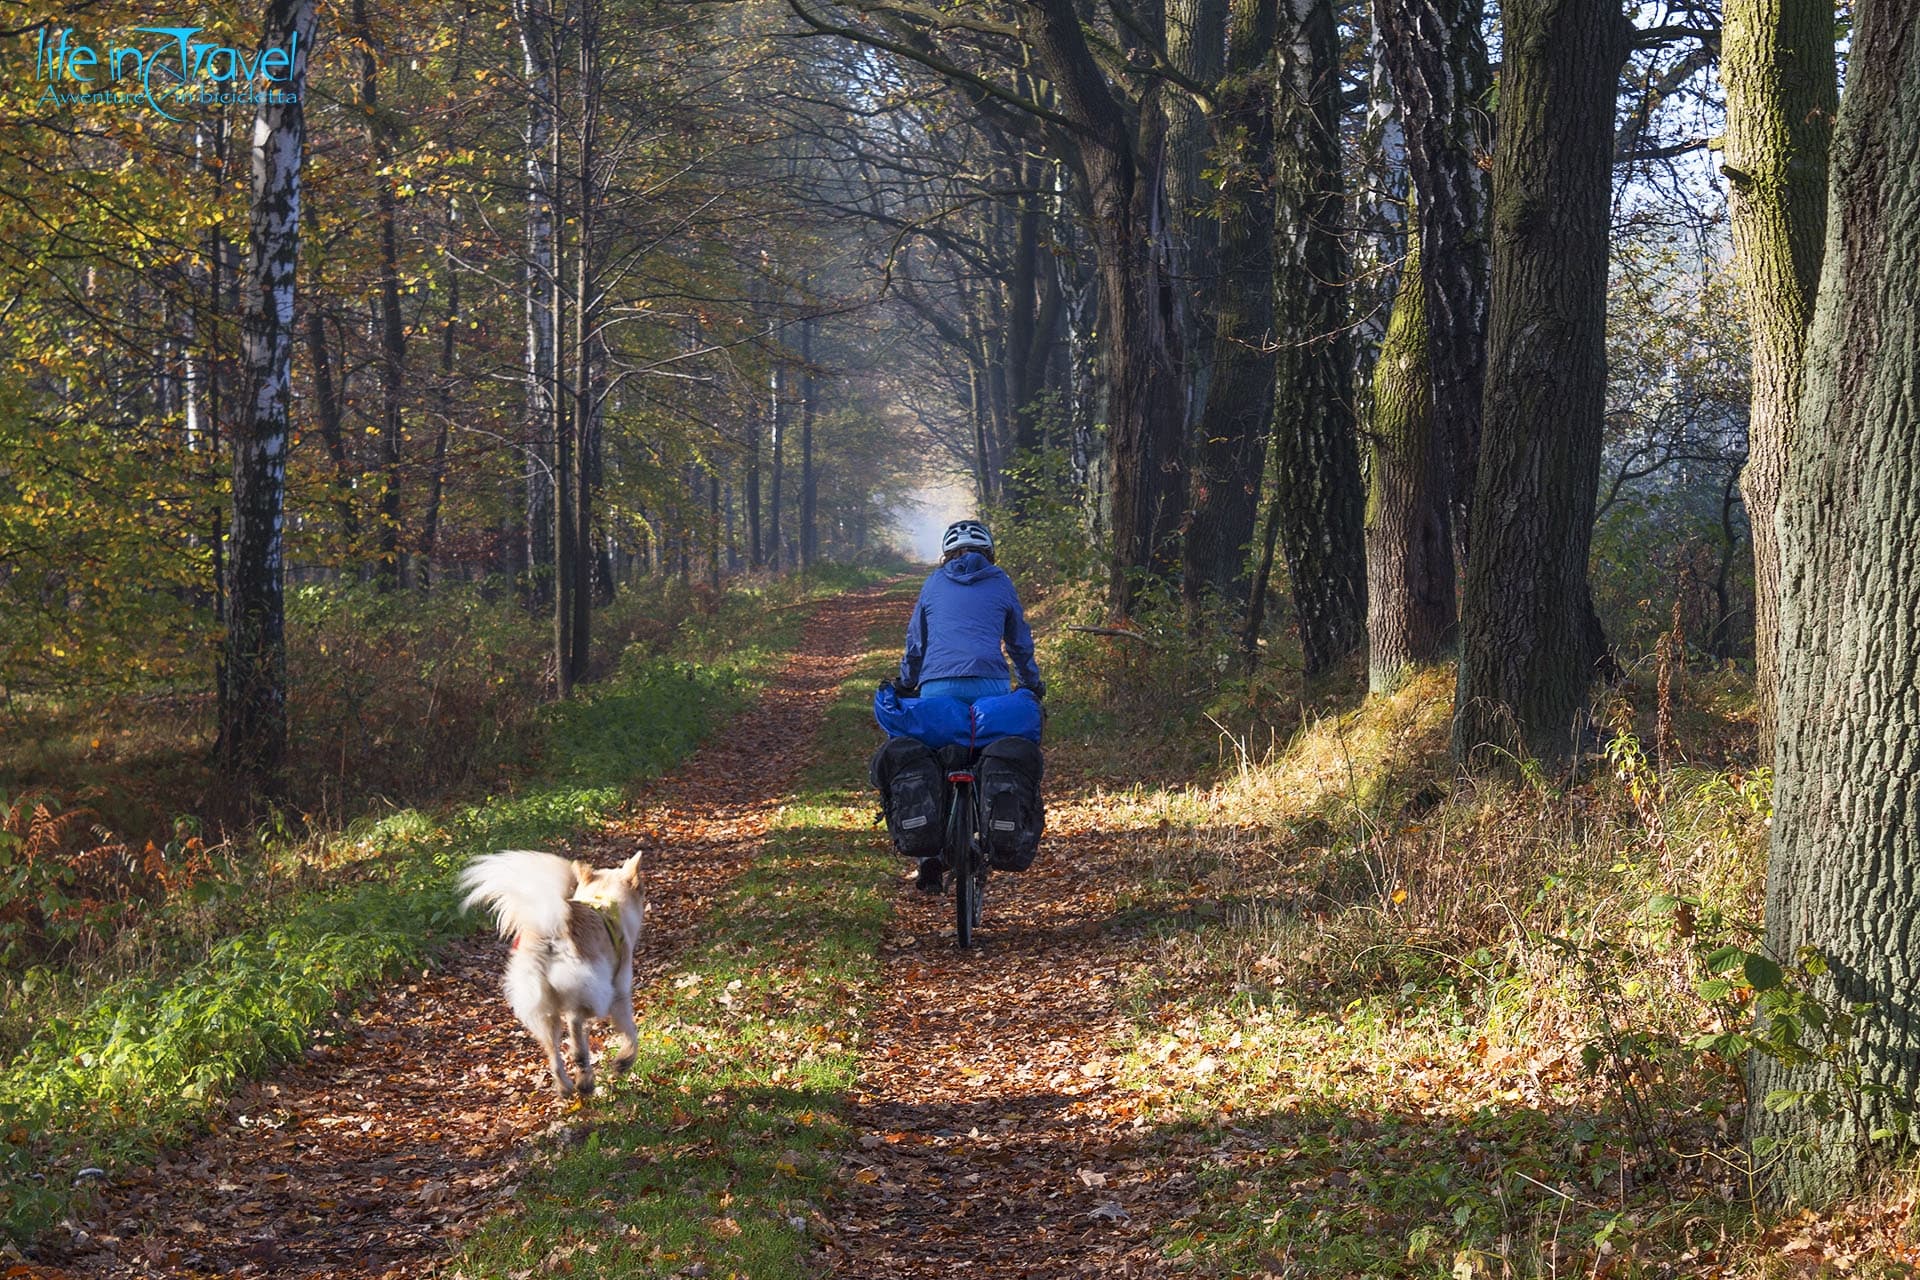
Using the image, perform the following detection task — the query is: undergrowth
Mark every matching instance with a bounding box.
[0,568,880,1251]
[1032,591,1800,1277]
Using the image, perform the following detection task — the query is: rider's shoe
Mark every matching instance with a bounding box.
[914,857,943,893]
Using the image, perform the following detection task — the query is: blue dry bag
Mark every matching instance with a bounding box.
[872,684,973,748]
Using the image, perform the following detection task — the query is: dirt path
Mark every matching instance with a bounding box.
[55,584,903,1280]
[826,782,1178,1277]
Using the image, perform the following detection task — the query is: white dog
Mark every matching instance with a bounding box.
[460,849,645,1098]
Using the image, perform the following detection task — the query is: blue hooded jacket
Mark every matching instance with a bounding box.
[900,552,1043,694]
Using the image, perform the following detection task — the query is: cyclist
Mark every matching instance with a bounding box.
[896,518,1044,891]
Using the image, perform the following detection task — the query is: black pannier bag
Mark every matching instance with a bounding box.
[977,736,1044,870]
[870,737,948,857]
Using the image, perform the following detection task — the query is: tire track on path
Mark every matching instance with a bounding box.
[826,772,1177,1278]
[56,583,904,1280]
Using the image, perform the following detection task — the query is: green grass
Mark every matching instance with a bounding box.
[446,592,907,1280]
[0,570,883,1250]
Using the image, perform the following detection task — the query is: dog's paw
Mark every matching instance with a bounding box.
[610,1052,637,1076]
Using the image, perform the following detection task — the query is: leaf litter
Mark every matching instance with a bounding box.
[45,587,899,1279]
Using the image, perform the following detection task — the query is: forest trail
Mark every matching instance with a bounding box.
[823,785,1176,1278]
[53,584,902,1280]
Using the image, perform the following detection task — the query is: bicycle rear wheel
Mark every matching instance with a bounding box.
[950,784,975,949]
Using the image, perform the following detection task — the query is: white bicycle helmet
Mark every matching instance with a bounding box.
[941,519,994,557]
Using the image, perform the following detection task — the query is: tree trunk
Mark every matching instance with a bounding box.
[1451,0,1627,769]
[517,0,556,609]
[769,359,785,572]
[1349,15,1408,424]
[745,388,763,570]
[1165,0,1228,449]
[708,471,722,591]
[357,0,408,592]
[421,248,457,589]
[1181,0,1280,609]
[1240,439,1285,673]
[1272,0,1368,674]
[1747,0,1920,1203]
[1721,0,1835,757]
[303,307,359,545]
[799,313,817,571]
[549,11,573,699]
[219,0,316,794]
[1028,0,1186,616]
[1365,207,1455,691]
[568,12,599,685]
[1376,0,1492,569]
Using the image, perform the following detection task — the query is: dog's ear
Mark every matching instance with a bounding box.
[622,850,644,888]
[572,859,597,890]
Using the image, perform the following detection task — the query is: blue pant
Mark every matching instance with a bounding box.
[918,675,1009,705]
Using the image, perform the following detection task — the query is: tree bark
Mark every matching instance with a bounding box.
[1721,0,1835,757]
[745,392,763,571]
[517,0,556,608]
[549,10,573,699]
[799,312,817,571]
[1747,0,1920,1203]
[1451,0,1628,769]
[769,358,785,572]
[567,7,600,685]
[1027,0,1186,616]
[303,306,359,545]
[1376,0,1492,570]
[1365,207,1455,691]
[1164,0,1227,447]
[219,0,317,794]
[1181,0,1280,609]
[1271,0,1368,674]
[421,243,457,589]
[357,0,408,591]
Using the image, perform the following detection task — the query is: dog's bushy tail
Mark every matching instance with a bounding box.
[460,849,577,941]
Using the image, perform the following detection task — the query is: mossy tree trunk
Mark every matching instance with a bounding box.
[1450,0,1628,769]
[1748,0,1920,1205]
[1365,209,1454,691]
[1720,0,1836,757]
[1375,0,1491,569]
[1271,0,1367,674]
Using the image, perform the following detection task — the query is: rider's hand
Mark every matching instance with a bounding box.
[896,682,919,699]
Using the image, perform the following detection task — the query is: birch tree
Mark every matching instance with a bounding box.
[220,0,319,791]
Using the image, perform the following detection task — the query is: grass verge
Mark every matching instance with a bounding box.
[1025,618,1781,1277]
[0,570,883,1250]
[445,590,907,1280]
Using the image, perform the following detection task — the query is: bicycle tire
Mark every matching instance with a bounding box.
[950,783,974,949]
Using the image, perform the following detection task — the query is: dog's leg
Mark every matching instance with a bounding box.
[567,1010,595,1097]
[610,962,639,1075]
[539,1009,574,1098]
